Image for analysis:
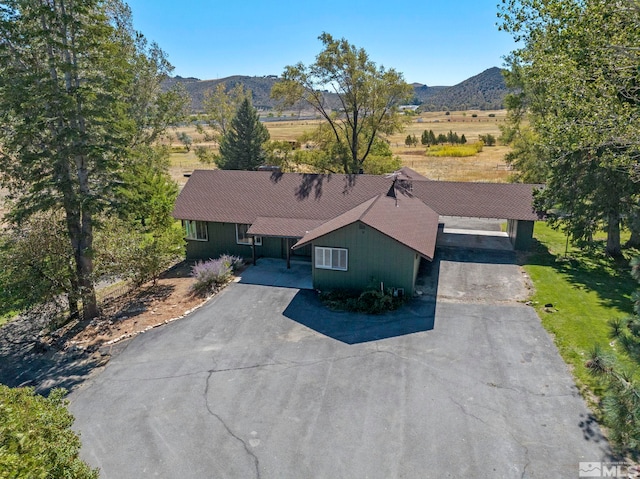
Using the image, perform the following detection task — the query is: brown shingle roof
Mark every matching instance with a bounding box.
[173,170,391,225]
[172,170,542,225]
[292,192,440,260]
[410,181,542,220]
[247,217,325,238]
[397,166,429,181]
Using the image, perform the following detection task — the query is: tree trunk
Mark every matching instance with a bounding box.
[606,210,622,257]
[67,274,79,319]
[62,0,98,319]
[626,230,640,248]
[63,197,98,319]
[625,209,640,248]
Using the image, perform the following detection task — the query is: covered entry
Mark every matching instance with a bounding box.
[247,217,321,268]
[237,258,313,289]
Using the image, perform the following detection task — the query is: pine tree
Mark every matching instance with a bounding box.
[429,130,437,145]
[587,257,640,454]
[447,130,455,144]
[0,0,186,320]
[421,130,430,146]
[218,98,270,170]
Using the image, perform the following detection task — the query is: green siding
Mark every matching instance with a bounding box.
[507,219,535,251]
[412,253,421,289]
[185,222,282,260]
[312,222,419,295]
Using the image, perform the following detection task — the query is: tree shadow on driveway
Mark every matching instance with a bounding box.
[283,259,439,344]
[0,336,106,395]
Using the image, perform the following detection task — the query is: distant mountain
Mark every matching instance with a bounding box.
[165,67,509,113]
[410,83,448,104]
[166,75,281,112]
[414,67,508,111]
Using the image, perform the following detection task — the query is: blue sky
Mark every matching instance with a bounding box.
[126,0,518,86]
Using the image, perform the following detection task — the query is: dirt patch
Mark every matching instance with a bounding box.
[70,262,205,348]
[0,261,227,392]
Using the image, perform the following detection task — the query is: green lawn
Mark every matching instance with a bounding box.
[523,223,638,397]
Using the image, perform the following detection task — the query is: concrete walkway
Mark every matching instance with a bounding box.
[237,258,313,289]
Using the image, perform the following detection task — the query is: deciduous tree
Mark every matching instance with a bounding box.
[194,82,251,164]
[271,33,412,174]
[263,140,297,171]
[201,82,251,139]
[0,213,76,320]
[498,0,640,256]
[176,131,193,152]
[479,134,496,147]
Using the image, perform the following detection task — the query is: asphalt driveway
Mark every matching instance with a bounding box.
[69,245,610,478]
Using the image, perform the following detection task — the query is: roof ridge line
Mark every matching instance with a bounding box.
[358,194,384,221]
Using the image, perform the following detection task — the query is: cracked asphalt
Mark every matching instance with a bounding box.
[69,243,611,478]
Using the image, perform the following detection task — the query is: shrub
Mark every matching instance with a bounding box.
[471,113,478,118]
[425,142,483,157]
[479,133,496,146]
[219,254,244,272]
[191,258,232,295]
[356,290,394,314]
[319,288,404,314]
[0,385,99,478]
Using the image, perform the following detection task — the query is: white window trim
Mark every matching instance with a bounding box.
[315,246,348,271]
[236,224,262,246]
[184,220,208,241]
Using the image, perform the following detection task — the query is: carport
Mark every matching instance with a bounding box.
[408,179,542,251]
[437,216,514,251]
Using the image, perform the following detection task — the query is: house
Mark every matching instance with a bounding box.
[172,168,541,295]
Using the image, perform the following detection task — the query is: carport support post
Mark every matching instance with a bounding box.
[286,238,291,269]
[251,237,256,266]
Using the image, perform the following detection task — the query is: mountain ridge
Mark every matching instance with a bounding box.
[166,67,508,113]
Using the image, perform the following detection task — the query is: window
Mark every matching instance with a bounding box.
[315,247,348,271]
[236,224,262,246]
[184,220,208,241]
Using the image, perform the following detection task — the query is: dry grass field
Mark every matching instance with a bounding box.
[167,109,512,185]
